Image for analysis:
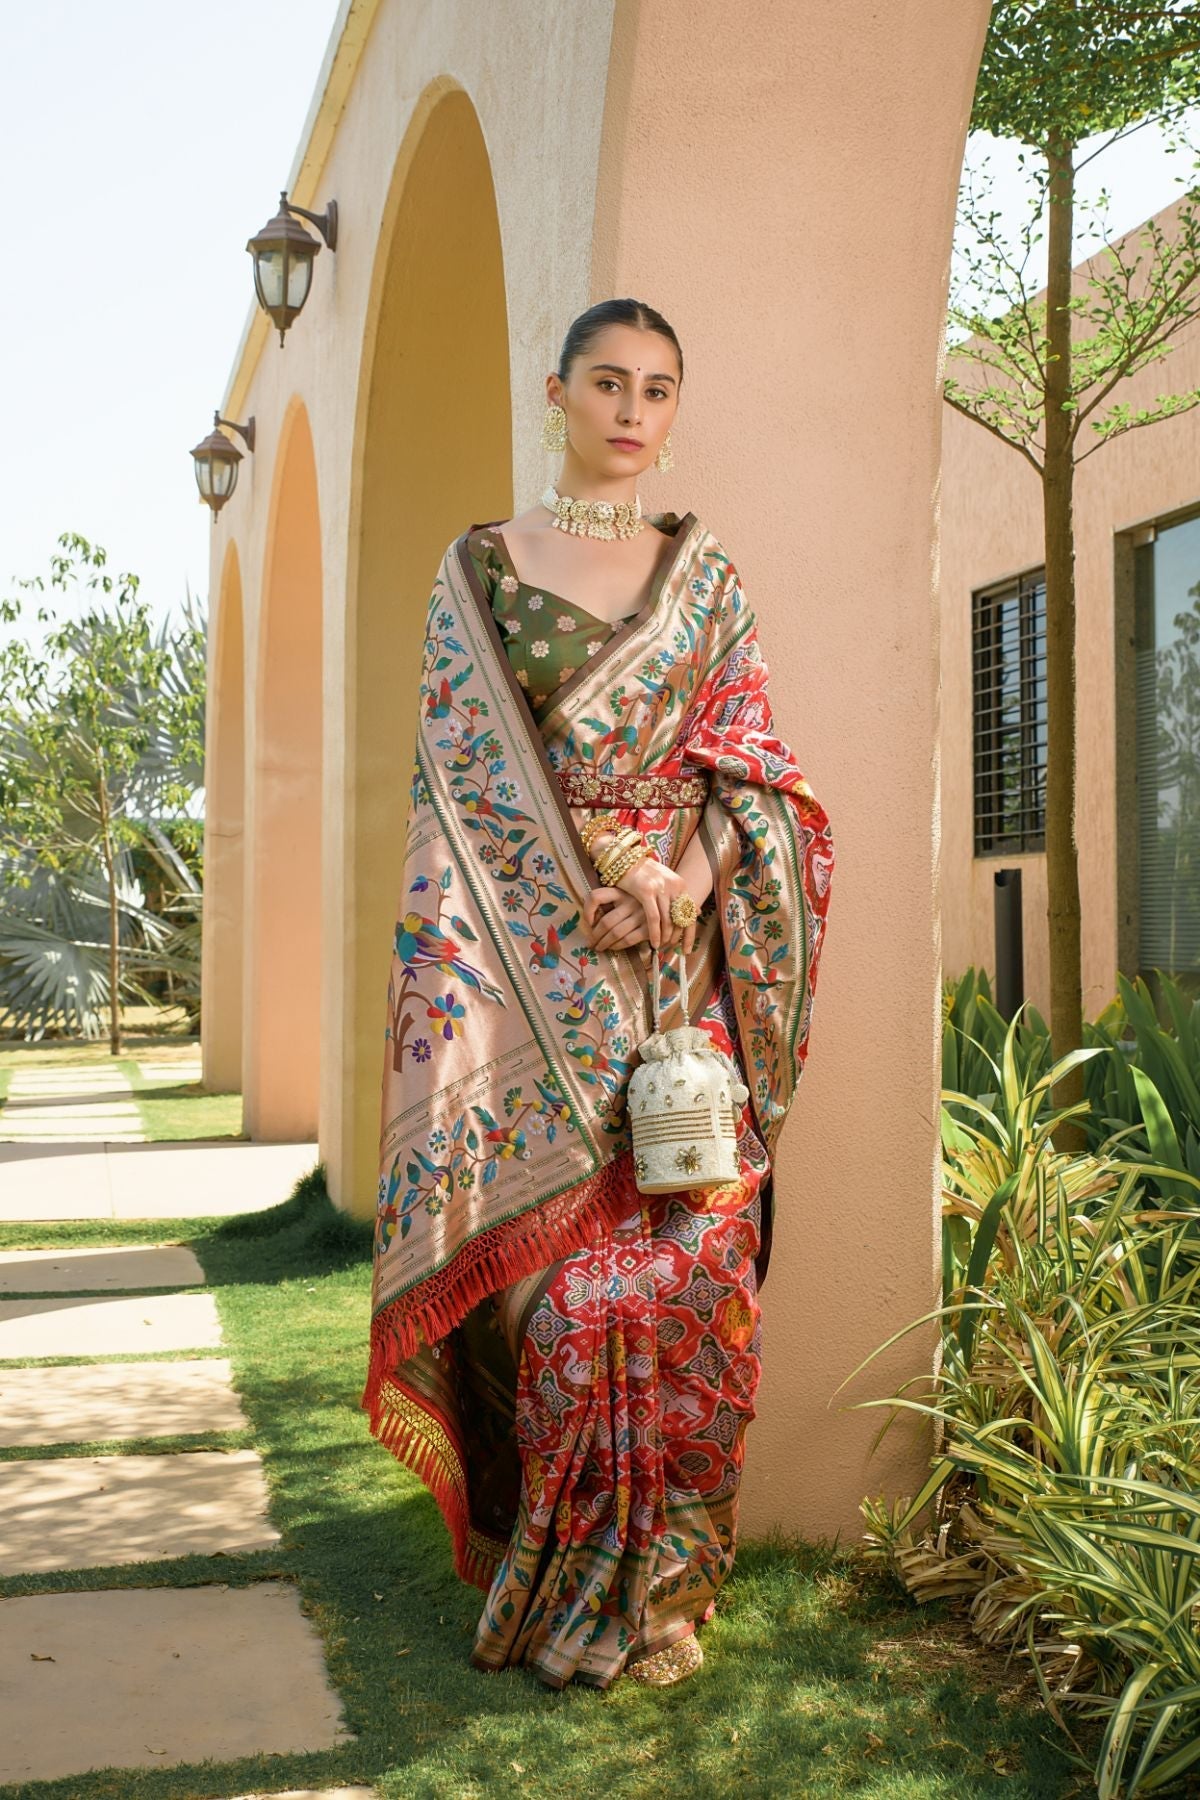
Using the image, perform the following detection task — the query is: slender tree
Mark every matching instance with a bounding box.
[0,534,204,1052]
[947,0,1200,1137]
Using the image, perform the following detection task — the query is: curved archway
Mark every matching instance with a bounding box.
[201,538,246,1093]
[334,79,512,1212]
[244,397,323,1140]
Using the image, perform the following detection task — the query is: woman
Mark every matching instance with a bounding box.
[361,298,834,1691]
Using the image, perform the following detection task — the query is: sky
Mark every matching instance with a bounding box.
[0,0,337,643]
[1,3,1198,646]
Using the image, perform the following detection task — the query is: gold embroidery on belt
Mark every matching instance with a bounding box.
[558,770,710,807]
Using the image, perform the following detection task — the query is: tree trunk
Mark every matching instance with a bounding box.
[1043,134,1085,1146]
[98,779,122,1058]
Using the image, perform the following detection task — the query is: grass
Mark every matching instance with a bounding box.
[123,1065,243,1141]
[0,1167,1098,1800]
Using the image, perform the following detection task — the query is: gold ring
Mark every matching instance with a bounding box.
[669,893,697,927]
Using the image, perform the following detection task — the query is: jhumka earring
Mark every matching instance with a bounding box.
[655,430,674,474]
[542,403,568,453]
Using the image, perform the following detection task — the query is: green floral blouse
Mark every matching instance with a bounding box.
[465,526,636,719]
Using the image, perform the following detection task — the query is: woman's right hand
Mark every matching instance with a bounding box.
[584,857,700,955]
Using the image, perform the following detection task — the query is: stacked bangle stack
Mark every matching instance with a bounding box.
[579,810,651,887]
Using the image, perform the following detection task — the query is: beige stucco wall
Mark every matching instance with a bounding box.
[589,0,988,1535]
[203,0,990,1541]
[940,193,1200,1018]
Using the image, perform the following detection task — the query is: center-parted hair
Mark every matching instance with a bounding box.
[557,298,684,390]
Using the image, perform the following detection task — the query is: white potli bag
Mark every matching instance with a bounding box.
[627,947,750,1194]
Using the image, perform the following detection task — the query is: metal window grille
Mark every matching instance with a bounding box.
[972,570,1047,855]
[1134,525,1200,975]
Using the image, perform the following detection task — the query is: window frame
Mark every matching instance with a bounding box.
[971,566,1048,858]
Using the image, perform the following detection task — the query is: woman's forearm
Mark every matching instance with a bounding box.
[570,806,714,911]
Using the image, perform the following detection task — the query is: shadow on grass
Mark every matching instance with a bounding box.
[186,1173,1093,1799]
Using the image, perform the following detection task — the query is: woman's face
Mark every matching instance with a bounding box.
[548,322,681,482]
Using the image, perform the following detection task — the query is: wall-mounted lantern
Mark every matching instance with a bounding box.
[190,411,255,519]
[246,190,338,346]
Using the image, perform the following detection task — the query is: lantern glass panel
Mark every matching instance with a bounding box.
[193,458,213,499]
[211,458,237,499]
[287,252,313,309]
[256,249,286,309]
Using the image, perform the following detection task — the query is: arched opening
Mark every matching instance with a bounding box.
[201,538,245,1093]
[335,80,512,1213]
[244,397,323,1140]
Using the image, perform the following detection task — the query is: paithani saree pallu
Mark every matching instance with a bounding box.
[361,510,834,1685]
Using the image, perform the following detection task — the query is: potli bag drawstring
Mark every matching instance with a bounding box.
[627,947,750,1194]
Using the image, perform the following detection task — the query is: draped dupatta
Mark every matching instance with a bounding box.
[361,512,834,1586]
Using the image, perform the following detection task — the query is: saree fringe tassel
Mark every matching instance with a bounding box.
[360,1151,636,1587]
[359,1373,505,1590]
[364,1150,631,1369]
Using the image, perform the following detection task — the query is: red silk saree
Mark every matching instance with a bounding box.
[361,511,834,1687]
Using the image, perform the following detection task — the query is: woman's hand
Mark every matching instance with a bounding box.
[584,855,702,956]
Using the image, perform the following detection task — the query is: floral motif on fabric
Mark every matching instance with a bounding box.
[471,991,765,1690]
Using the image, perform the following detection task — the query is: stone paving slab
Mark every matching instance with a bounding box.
[0,1243,206,1293]
[0,1140,319,1221]
[8,1069,134,1084]
[137,1062,202,1082]
[0,1582,353,1785]
[232,1791,377,1799]
[0,1357,247,1446]
[4,1072,133,1087]
[4,1094,139,1108]
[0,1292,222,1359]
[1,1071,145,1142]
[0,1123,143,1137]
[2,1121,142,1131]
[0,1448,280,1571]
[108,1141,318,1218]
[0,1146,115,1219]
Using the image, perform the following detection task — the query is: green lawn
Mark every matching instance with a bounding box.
[123,1063,243,1141]
[0,1171,1096,1800]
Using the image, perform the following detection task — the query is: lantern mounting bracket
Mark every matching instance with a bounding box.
[281,193,338,252]
[214,411,256,453]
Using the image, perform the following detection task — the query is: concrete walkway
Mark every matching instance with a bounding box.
[0,1120,360,1792]
[2,1065,144,1142]
[0,1057,317,1221]
[0,1139,318,1221]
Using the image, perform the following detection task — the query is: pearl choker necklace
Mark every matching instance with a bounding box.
[541,485,644,540]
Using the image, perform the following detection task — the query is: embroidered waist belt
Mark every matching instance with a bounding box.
[557,769,711,808]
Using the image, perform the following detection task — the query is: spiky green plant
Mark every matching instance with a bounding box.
[854,1012,1200,1795]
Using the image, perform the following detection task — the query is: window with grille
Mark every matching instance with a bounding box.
[1134,514,1200,976]
[972,569,1047,855]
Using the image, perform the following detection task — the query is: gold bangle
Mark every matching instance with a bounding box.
[580,811,620,853]
[601,826,641,855]
[582,815,627,850]
[599,850,641,886]
[596,831,644,878]
[592,827,640,870]
[599,842,649,886]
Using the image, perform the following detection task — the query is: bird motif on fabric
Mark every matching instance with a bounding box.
[394,911,506,1004]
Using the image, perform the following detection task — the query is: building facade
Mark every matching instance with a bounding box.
[200,0,990,1537]
[940,192,1200,1017]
